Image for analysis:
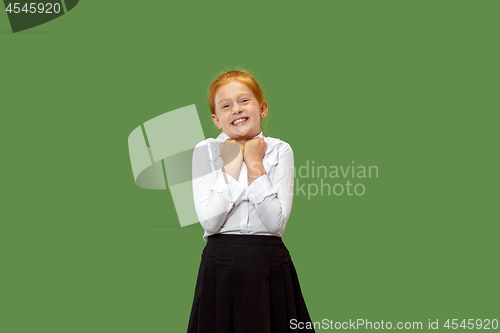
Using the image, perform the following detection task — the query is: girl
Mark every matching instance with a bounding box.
[188,70,315,333]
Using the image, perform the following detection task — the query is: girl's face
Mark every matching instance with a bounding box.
[212,80,268,143]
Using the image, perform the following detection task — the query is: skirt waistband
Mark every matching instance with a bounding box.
[207,234,284,246]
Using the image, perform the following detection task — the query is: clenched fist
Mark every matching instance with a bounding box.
[243,137,267,164]
[220,139,244,164]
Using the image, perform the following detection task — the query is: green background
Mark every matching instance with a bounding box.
[1,1,498,332]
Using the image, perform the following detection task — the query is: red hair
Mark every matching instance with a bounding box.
[210,69,268,110]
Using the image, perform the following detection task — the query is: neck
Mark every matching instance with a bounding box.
[224,130,261,143]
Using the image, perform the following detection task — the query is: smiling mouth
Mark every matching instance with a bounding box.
[232,117,249,126]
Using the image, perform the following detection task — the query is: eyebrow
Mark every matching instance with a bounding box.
[217,93,251,105]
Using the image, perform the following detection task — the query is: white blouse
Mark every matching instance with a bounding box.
[192,131,294,242]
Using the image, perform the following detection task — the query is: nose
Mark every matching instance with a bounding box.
[232,104,242,114]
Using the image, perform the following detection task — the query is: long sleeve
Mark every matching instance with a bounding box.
[246,144,294,234]
[192,143,246,234]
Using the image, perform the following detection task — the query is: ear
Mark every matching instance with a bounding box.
[211,113,221,129]
[260,100,269,118]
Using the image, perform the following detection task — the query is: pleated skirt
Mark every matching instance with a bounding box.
[187,234,315,333]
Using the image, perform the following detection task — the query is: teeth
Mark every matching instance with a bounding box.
[233,118,247,124]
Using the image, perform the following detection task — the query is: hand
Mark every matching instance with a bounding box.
[243,137,267,163]
[243,138,267,185]
[220,139,244,164]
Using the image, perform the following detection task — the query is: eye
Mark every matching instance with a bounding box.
[222,104,230,109]
[241,99,249,103]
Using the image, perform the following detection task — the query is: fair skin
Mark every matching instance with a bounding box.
[212,80,268,185]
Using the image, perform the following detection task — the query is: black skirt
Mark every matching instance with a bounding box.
[187,234,315,333]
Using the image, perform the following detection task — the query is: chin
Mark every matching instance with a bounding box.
[238,132,258,141]
[227,126,259,140]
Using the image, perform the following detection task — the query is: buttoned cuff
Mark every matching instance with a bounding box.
[212,169,246,203]
[247,175,278,205]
